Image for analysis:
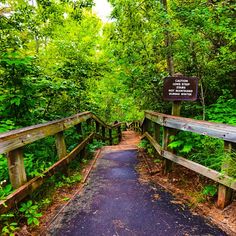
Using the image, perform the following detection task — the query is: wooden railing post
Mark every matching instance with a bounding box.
[118,126,122,142]
[142,119,147,133]
[96,121,100,134]
[86,118,92,126]
[86,119,93,143]
[153,123,160,143]
[217,141,235,209]
[102,126,105,141]
[55,131,67,159]
[153,123,161,159]
[138,121,141,133]
[7,148,27,189]
[109,129,112,145]
[76,123,83,142]
[162,100,180,174]
[162,127,173,174]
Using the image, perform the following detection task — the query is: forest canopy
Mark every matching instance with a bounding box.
[0,0,235,130]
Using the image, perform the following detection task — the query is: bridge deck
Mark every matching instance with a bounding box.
[46,131,226,236]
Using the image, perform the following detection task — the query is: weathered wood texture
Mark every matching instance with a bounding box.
[7,148,27,189]
[0,133,94,214]
[0,112,92,154]
[153,123,160,144]
[96,121,100,133]
[55,132,67,159]
[162,127,173,174]
[126,121,141,132]
[0,112,123,213]
[0,112,123,155]
[142,132,236,191]
[91,114,122,129]
[145,111,236,142]
[217,141,235,209]
[143,111,236,208]
[102,127,106,140]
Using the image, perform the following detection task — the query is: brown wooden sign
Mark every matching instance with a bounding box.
[163,76,198,101]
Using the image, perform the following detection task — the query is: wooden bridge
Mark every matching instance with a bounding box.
[0,111,235,234]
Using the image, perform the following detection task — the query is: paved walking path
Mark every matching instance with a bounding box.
[46,131,226,236]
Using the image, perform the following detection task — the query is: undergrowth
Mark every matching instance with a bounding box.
[0,138,104,235]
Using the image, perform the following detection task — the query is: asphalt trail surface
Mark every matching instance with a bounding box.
[46,149,227,236]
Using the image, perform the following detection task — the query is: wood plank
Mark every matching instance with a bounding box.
[142,132,236,190]
[91,114,122,129]
[102,127,106,140]
[142,119,148,133]
[0,133,94,214]
[141,132,162,156]
[162,127,173,174]
[145,111,236,143]
[0,112,92,154]
[96,121,100,133]
[153,123,160,144]
[7,148,27,189]
[55,132,67,159]
[217,141,234,209]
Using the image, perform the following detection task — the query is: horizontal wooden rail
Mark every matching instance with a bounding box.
[92,114,123,129]
[0,112,91,154]
[0,111,123,213]
[143,110,236,209]
[127,121,141,132]
[0,133,94,214]
[0,112,123,155]
[142,132,236,190]
[145,111,236,142]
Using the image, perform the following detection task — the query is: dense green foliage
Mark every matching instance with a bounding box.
[1,0,235,126]
[108,0,236,117]
[0,1,235,231]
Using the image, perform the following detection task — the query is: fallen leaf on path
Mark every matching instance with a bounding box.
[153,194,160,200]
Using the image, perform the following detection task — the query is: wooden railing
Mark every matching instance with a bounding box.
[141,111,236,209]
[126,121,141,132]
[0,112,123,213]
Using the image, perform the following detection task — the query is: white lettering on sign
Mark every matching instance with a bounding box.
[175,79,188,83]
[169,93,180,95]
[163,76,198,101]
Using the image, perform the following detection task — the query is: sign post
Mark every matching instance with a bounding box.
[162,75,198,174]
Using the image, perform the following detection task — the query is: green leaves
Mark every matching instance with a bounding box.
[0,213,19,236]
[202,185,217,197]
[168,140,193,153]
[19,200,42,226]
[206,90,236,125]
[0,184,12,201]
[168,140,184,149]
[180,144,193,154]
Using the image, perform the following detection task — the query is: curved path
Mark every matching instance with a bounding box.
[46,131,226,236]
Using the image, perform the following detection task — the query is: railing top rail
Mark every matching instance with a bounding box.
[91,114,123,129]
[0,112,122,154]
[0,111,91,139]
[145,110,236,143]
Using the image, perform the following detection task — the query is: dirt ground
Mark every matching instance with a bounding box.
[137,149,236,236]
